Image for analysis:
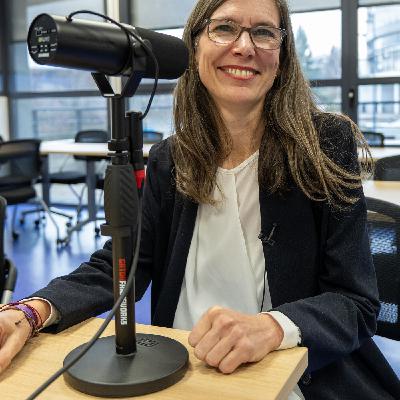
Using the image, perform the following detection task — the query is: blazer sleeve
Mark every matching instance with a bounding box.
[29,142,165,332]
[273,116,380,372]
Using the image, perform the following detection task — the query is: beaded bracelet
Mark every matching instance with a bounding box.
[20,302,43,328]
[0,301,43,340]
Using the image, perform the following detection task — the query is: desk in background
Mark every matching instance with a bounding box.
[363,180,400,206]
[40,140,153,243]
[2,319,307,399]
[365,147,400,161]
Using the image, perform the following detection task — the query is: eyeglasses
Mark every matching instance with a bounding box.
[203,19,286,50]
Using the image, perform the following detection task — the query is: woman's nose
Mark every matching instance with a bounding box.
[232,31,256,57]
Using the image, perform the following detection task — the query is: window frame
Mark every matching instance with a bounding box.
[5,0,110,141]
[3,0,400,144]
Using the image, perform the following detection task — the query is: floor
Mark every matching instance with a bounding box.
[3,204,400,378]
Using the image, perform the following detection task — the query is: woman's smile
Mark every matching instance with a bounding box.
[218,65,260,80]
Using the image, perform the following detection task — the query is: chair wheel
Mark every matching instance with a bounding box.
[95,227,100,237]
[66,222,72,228]
[57,238,69,246]
[34,219,41,227]
[12,231,19,240]
[19,218,25,225]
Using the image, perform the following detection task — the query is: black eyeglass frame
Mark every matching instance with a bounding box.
[195,18,287,50]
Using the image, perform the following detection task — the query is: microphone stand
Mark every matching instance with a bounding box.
[62,70,188,397]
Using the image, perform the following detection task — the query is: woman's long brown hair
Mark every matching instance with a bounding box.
[172,0,372,207]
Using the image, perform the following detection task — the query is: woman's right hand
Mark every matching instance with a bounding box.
[0,308,32,373]
[0,299,50,374]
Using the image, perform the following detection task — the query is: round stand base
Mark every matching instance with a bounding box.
[63,334,189,397]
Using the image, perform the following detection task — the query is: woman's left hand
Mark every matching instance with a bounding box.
[188,306,284,374]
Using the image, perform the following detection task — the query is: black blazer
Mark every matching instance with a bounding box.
[33,116,400,399]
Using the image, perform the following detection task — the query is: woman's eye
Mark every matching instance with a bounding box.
[213,23,236,33]
[253,27,276,39]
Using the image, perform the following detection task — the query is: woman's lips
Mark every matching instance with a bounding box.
[218,66,259,80]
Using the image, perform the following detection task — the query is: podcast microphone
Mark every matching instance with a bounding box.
[27,13,189,79]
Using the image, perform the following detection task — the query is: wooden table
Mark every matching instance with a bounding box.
[1,319,308,400]
[363,180,400,206]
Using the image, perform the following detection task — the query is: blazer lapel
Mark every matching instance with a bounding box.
[152,194,198,327]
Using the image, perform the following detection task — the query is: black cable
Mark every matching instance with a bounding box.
[67,10,159,119]
[25,200,143,400]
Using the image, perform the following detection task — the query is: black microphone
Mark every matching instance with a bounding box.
[27,13,189,79]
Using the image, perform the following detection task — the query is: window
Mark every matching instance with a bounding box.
[358,4,400,78]
[10,0,105,93]
[289,0,341,12]
[358,84,400,143]
[12,96,107,140]
[9,0,108,142]
[312,86,342,112]
[357,1,400,142]
[131,0,194,29]
[129,93,174,137]
[292,10,342,80]
[11,42,100,93]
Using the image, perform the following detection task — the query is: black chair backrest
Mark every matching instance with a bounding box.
[75,130,109,143]
[365,197,400,340]
[363,131,385,147]
[0,139,42,186]
[143,130,163,144]
[374,155,400,181]
[74,130,109,162]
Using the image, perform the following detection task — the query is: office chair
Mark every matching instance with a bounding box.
[143,130,163,144]
[374,155,400,181]
[20,131,108,228]
[363,131,385,147]
[0,139,61,242]
[0,196,17,304]
[47,130,109,219]
[365,197,400,340]
[48,130,109,244]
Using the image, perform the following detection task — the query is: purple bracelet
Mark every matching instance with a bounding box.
[13,304,39,326]
[0,303,40,339]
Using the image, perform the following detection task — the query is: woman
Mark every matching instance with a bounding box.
[0,0,399,398]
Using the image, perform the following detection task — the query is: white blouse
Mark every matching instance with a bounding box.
[173,151,300,349]
[172,151,303,400]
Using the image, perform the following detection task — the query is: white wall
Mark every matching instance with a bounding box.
[0,97,10,140]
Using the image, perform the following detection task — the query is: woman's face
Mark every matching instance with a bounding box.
[195,0,281,113]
